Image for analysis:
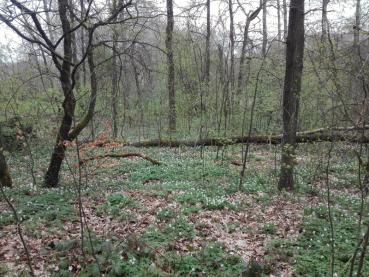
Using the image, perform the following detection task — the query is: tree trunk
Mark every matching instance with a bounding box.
[130,46,144,135]
[0,148,12,188]
[228,0,235,91]
[283,0,288,41]
[261,0,267,56]
[70,2,81,90]
[236,6,262,95]
[42,0,54,42]
[166,0,176,132]
[127,125,369,147]
[321,0,330,42]
[205,0,211,86]
[44,0,74,188]
[79,0,86,86]
[277,0,281,42]
[68,45,98,140]
[354,0,361,48]
[111,38,118,138]
[278,0,305,191]
[111,0,118,138]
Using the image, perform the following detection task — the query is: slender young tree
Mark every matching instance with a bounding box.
[321,0,330,41]
[205,0,211,86]
[236,5,262,95]
[283,0,288,40]
[279,0,305,190]
[228,0,235,90]
[111,0,119,138]
[354,0,361,49]
[261,0,267,56]
[166,0,176,132]
[277,0,282,42]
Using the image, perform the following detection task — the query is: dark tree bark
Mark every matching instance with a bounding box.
[44,0,75,187]
[79,0,86,86]
[166,0,176,132]
[45,42,97,187]
[112,38,119,138]
[111,0,119,138]
[0,147,12,188]
[278,0,305,191]
[70,1,81,90]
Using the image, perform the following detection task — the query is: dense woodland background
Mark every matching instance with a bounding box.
[0,0,369,276]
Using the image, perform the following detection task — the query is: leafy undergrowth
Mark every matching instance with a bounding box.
[1,143,368,276]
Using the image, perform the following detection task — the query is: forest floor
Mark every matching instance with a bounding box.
[0,140,368,276]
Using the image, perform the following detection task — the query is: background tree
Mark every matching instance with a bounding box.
[166,0,176,132]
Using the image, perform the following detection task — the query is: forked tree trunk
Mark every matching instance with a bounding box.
[166,0,176,132]
[236,6,262,95]
[3,0,132,188]
[278,0,305,191]
[45,44,97,187]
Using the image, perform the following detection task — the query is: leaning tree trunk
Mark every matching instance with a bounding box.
[166,0,176,132]
[278,0,305,191]
[0,147,12,188]
[44,43,97,187]
[44,0,74,187]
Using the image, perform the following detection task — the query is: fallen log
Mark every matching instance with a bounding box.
[127,126,369,148]
[79,153,162,166]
